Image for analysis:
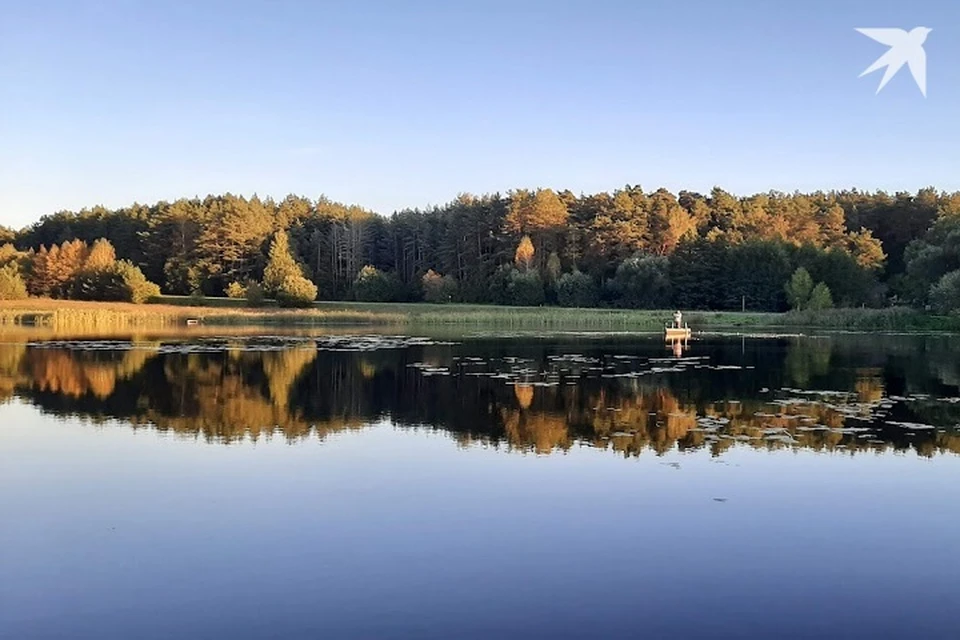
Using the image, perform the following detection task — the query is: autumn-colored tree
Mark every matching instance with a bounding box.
[195,194,273,292]
[0,263,28,300]
[27,245,60,297]
[505,189,567,235]
[847,228,886,271]
[263,231,304,297]
[506,189,568,269]
[648,189,696,255]
[276,274,318,307]
[514,236,535,271]
[54,239,89,295]
[225,281,247,299]
[6,185,960,311]
[0,243,20,267]
[84,238,117,272]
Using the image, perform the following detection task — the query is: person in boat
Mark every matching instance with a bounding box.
[673,310,683,328]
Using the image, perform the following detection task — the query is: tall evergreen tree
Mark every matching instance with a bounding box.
[263,231,304,296]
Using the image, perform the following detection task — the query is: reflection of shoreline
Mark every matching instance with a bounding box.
[1,338,959,458]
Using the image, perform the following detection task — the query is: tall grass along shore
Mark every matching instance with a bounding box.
[2,298,958,333]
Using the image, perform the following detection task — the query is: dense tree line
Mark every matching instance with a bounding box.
[0,238,158,303]
[3,186,959,311]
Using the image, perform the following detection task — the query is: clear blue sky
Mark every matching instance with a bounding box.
[2,0,959,228]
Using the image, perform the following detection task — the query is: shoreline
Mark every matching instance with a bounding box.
[2,298,958,333]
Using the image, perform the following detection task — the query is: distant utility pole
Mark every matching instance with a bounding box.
[742,295,746,312]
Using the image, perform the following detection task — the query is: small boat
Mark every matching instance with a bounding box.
[665,325,691,339]
[665,310,691,339]
[185,318,200,326]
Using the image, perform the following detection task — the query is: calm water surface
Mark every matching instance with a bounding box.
[2,331,960,638]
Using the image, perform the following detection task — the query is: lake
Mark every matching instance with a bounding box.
[2,330,960,638]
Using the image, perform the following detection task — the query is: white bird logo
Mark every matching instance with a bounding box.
[856,27,931,96]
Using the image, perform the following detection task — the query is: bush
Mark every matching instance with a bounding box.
[118,261,161,303]
[276,275,317,307]
[187,289,207,306]
[244,281,265,307]
[225,281,247,299]
[507,269,545,306]
[69,260,160,304]
[556,270,599,307]
[930,270,960,314]
[421,270,458,303]
[0,263,28,300]
[611,255,670,308]
[353,265,398,302]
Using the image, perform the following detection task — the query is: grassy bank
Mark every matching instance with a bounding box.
[775,307,960,331]
[0,298,405,332]
[3,298,959,333]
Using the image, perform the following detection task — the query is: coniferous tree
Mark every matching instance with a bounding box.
[263,231,304,296]
[10,186,960,311]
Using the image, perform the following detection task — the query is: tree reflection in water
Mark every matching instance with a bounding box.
[1,333,959,457]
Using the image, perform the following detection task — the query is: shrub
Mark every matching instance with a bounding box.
[422,270,458,303]
[930,270,960,314]
[556,270,599,307]
[186,290,207,306]
[611,255,670,308]
[276,274,317,307]
[69,260,160,304]
[244,281,265,307]
[507,269,545,306]
[353,265,397,302]
[117,261,161,303]
[225,281,247,299]
[0,263,28,300]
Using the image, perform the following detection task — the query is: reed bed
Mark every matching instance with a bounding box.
[2,298,957,333]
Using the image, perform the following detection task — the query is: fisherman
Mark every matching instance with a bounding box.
[673,310,683,328]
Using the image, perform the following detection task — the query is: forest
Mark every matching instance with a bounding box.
[1,185,959,312]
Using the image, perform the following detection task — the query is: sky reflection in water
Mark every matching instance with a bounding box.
[2,332,960,638]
